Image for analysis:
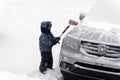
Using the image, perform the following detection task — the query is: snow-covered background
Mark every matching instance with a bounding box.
[0,0,97,80]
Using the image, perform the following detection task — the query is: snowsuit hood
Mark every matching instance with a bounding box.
[41,21,52,35]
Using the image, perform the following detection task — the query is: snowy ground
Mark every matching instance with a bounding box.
[0,0,97,80]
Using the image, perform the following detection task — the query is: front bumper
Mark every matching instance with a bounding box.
[60,61,120,80]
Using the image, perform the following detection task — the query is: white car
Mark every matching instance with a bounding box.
[59,0,120,80]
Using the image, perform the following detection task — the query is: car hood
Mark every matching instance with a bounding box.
[68,26,120,45]
[73,0,120,45]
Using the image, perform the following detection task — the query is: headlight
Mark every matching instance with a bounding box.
[64,34,81,51]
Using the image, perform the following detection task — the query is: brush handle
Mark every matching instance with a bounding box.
[59,25,70,37]
[59,19,78,38]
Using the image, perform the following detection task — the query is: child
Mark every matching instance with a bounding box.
[39,21,60,73]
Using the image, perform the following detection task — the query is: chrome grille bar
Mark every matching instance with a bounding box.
[81,40,120,58]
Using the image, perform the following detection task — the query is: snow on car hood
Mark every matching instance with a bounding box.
[68,0,120,45]
[68,25,120,45]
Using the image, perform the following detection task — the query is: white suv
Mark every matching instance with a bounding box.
[59,0,120,80]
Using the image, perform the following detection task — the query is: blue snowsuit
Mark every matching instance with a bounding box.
[39,32,55,52]
[39,21,60,73]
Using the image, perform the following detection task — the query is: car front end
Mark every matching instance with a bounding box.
[59,25,120,80]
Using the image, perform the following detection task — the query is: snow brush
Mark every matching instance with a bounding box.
[59,19,78,37]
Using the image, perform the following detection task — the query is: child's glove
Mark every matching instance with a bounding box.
[53,37,60,45]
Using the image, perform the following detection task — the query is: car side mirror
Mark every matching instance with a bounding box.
[79,12,86,21]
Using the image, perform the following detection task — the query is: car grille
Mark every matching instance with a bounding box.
[81,40,120,58]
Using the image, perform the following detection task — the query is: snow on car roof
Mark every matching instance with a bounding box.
[84,0,120,27]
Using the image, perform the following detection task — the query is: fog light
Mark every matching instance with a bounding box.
[60,61,67,69]
[60,61,72,70]
[62,62,67,69]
